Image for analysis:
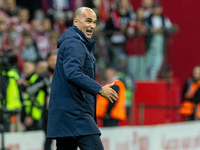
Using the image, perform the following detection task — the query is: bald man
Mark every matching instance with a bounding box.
[47,7,118,150]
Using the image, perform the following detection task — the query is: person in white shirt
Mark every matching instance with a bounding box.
[145,1,173,80]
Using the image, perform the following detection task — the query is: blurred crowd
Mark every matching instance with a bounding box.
[0,0,178,135]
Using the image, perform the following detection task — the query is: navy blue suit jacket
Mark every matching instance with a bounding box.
[47,26,102,138]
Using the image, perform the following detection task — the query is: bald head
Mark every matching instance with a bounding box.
[193,66,200,81]
[74,7,95,19]
[73,7,97,39]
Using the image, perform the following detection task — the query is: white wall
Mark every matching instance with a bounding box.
[1,121,200,150]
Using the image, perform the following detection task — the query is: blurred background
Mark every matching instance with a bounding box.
[0,0,200,150]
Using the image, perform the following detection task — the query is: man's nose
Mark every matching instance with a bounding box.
[90,22,96,29]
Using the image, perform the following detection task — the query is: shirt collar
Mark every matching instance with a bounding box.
[72,26,96,52]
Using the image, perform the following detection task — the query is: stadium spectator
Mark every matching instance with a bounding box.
[71,0,86,12]
[145,1,173,80]
[31,19,50,60]
[21,61,48,131]
[48,31,58,51]
[35,60,48,75]
[41,0,78,19]
[8,17,23,55]
[43,50,58,150]
[84,0,96,9]
[21,29,39,61]
[179,66,200,121]
[0,50,21,132]
[53,10,67,36]
[17,8,30,31]
[141,0,153,18]
[51,0,70,11]
[41,0,52,13]
[42,18,52,33]
[159,64,174,84]
[65,10,74,28]
[126,7,147,80]
[109,0,135,66]
[97,67,126,127]
[0,0,5,11]
[16,0,42,20]
[93,31,112,80]
[20,61,36,130]
[98,0,119,33]
[45,50,58,107]
[113,51,135,119]
[4,0,19,17]
[31,19,41,33]
[0,11,9,52]
[118,0,135,33]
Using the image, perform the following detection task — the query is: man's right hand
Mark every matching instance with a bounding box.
[99,82,118,103]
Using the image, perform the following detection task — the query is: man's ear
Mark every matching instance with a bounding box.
[73,18,78,27]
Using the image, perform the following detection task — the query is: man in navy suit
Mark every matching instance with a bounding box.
[47,7,118,150]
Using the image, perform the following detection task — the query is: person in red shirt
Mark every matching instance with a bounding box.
[126,7,147,80]
[0,11,9,52]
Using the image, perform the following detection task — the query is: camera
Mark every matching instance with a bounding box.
[0,50,18,72]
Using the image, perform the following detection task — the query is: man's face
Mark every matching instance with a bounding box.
[74,8,97,39]
[153,6,163,16]
[36,61,48,74]
[136,8,145,20]
[193,67,200,81]
[120,0,129,8]
[5,0,15,11]
[19,10,29,22]
[0,0,5,9]
[23,62,35,76]
[42,19,51,31]
[31,20,42,32]
[142,0,153,9]
[105,68,116,80]
[0,14,7,33]
[24,36,33,46]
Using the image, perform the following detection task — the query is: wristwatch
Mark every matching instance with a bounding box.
[99,87,104,95]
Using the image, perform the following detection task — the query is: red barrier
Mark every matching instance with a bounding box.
[130,79,182,125]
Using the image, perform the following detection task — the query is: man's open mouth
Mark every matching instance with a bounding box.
[86,30,93,33]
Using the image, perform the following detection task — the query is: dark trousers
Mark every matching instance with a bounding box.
[103,118,119,127]
[43,109,52,150]
[45,138,52,150]
[56,134,104,150]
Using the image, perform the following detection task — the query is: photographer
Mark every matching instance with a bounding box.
[0,50,22,132]
[20,61,48,131]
